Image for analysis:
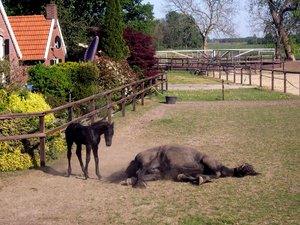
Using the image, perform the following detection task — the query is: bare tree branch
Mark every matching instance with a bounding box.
[167,0,236,49]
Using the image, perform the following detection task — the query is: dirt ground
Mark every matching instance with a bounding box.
[0,101,176,225]
[207,61,300,96]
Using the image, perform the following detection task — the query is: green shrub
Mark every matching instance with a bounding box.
[28,64,72,107]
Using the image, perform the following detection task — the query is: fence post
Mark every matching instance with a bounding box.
[160,73,164,93]
[241,68,243,84]
[141,82,145,106]
[271,71,274,91]
[249,67,252,85]
[260,69,262,87]
[91,98,96,123]
[39,115,46,167]
[226,65,229,81]
[121,88,126,117]
[68,106,73,122]
[222,79,225,101]
[132,84,136,111]
[165,72,168,91]
[284,72,287,93]
[155,76,158,96]
[106,93,112,123]
[233,65,236,83]
[149,79,153,98]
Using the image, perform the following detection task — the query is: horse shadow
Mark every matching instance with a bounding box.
[36,166,67,177]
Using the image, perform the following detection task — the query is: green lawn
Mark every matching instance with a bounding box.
[167,70,221,85]
[157,88,300,102]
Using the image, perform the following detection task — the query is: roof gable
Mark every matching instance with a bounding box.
[0,1,22,59]
[8,15,52,61]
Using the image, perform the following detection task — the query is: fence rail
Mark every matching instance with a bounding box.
[0,72,168,166]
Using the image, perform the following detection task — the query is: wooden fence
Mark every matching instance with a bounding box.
[0,72,168,166]
[157,56,300,96]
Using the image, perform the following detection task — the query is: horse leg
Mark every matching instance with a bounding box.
[177,173,214,185]
[92,144,101,180]
[134,162,160,188]
[75,144,85,176]
[67,141,73,177]
[84,145,92,179]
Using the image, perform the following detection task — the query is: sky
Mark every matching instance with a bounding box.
[142,0,256,38]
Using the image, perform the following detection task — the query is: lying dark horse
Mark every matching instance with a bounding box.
[125,144,259,188]
[65,120,114,180]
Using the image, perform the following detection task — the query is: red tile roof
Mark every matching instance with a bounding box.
[8,15,51,61]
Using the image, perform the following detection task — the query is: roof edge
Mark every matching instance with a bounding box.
[44,19,55,59]
[56,20,67,55]
[0,1,22,59]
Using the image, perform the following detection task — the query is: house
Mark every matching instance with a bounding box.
[0,1,67,83]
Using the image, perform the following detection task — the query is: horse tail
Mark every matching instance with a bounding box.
[125,160,141,178]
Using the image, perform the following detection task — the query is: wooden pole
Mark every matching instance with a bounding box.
[271,71,274,91]
[141,82,145,106]
[284,72,287,93]
[67,106,73,122]
[260,69,262,87]
[39,115,46,167]
[106,93,112,123]
[222,79,225,101]
[121,88,126,117]
[132,85,136,111]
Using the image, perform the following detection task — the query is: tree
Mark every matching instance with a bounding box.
[121,0,155,34]
[162,11,201,49]
[100,0,129,61]
[250,0,300,61]
[168,0,236,49]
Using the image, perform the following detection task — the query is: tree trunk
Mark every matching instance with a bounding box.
[279,27,296,61]
[268,2,296,61]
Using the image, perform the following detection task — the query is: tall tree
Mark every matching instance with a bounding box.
[100,0,129,60]
[250,0,300,61]
[121,0,155,34]
[168,0,236,49]
[162,11,201,49]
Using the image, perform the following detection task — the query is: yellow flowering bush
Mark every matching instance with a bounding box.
[0,142,33,171]
[8,91,55,125]
[0,89,64,171]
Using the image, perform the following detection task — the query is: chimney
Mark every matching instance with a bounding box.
[46,4,58,20]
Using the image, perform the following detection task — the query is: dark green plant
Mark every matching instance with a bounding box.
[101,0,129,61]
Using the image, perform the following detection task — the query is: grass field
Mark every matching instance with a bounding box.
[143,100,300,225]
[167,71,221,85]
[157,88,300,102]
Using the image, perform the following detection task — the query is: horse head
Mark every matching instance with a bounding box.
[104,122,114,147]
[234,163,260,177]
